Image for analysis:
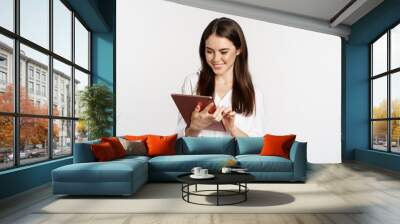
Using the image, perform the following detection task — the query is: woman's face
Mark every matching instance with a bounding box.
[205,34,240,76]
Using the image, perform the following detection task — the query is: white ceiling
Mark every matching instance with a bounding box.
[165,0,384,38]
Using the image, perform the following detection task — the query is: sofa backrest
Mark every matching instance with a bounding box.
[73,139,100,163]
[235,137,263,155]
[177,137,236,155]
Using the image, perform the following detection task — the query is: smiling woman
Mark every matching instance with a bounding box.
[177,17,264,138]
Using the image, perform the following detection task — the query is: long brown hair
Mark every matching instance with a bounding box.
[197,17,255,116]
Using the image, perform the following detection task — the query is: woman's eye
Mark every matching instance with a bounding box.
[206,51,213,54]
[221,52,228,55]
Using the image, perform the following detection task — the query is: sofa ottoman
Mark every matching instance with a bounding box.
[52,154,149,196]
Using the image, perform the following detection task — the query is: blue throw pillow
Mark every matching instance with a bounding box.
[236,137,263,155]
[179,137,235,155]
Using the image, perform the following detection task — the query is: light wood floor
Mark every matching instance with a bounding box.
[1,162,400,224]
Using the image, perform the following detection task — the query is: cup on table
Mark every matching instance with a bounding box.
[221,167,232,174]
[191,167,202,176]
[199,168,208,176]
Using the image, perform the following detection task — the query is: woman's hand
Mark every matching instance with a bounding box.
[221,108,248,137]
[185,103,225,136]
[221,107,236,133]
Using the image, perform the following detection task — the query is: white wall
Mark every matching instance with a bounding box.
[116,0,341,163]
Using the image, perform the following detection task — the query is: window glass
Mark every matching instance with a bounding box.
[0,116,13,170]
[392,72,400,118]
[53,59,72,117]
[20,44,49,115]
[53,0,72,60]
[20,117,49,165]
[74,69,89,118]
[20,0,49,49]
[0,0,14,31]
[372,34,387,76]
[372,121,388,151]
[372,77,387,119]
[391,120,400,153]
[391,24,400,70]
[75,120,88,143]
[0,35,14,113]
[53,119,72,157]
[74,18,89,69]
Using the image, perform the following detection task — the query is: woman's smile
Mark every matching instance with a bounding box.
[212,63,224,69]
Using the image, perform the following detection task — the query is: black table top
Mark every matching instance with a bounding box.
[177,172,255,185]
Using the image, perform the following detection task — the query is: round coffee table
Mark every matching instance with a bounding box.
[177,172,255,206]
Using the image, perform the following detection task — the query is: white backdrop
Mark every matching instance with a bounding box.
[116,0,341,163]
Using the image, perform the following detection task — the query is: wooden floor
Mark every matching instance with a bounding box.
[1,162,400,224]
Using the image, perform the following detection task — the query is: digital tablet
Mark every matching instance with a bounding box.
[171,93,226,132]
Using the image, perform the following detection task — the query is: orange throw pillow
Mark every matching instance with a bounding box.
[260,134,296,159]
[91,142,117,161]
[146,134,178,157]
[124,135,149,141]
[101,137,127,158]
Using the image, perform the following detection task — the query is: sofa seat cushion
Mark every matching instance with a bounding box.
[117,155,150,162]
[53,159,147,183]
[149,154,235,172]
[236,155,293,172]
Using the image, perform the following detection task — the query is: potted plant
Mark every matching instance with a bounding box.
[79,84,113,140]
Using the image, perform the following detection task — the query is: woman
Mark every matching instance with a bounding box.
[177,17,264,137]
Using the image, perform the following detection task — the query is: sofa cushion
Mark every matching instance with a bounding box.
[260,134,296,159]
[236,137,263,155]
[178,137,235,155]
[147,134,177,157]
[236,155,293,172]
[118,138,147,156]
[53,159,147,183]
[101,137,127,158]
[91,142,118,161]
[148,154,235,172]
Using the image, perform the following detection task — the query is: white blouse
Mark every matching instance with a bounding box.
[176,73,265,137]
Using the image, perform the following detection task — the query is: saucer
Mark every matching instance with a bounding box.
[190,174,215,179]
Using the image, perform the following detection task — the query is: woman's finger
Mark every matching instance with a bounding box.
[212,106,224,117]
[222,107,232,116]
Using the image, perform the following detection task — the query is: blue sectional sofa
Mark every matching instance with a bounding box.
[52,137,307,196]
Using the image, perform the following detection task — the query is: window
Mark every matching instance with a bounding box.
[75,18,89,69]
[41,73,46,82]
[20,0,49,49]
[0,55,7,67]
[0,0,91,170]
[0,71,6,85]
[53,59,71,117]
[53,0,72,60]
[28,67,34,80]
[36,83,40,95]
[35,70,40,81]
[0,116,13,170]
[28,81,34,94]
[42,85,46,97]
[0,0,13,32]
[371,23,400,154]
[0,54,7,88]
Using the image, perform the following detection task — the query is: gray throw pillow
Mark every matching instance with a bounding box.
[118,137,147,156]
